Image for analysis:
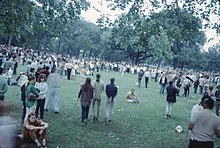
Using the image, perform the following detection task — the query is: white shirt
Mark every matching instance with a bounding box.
[144,71,150,77]
[35,82,48,99]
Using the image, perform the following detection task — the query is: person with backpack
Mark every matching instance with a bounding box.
[215,85,220,116]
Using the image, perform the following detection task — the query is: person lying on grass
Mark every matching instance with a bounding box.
[125,88,140,103]
[22,112,48,148]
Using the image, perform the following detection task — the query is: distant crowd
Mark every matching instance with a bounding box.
[0,45,220,148]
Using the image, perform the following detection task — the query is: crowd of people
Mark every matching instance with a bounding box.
[0,45,220,147]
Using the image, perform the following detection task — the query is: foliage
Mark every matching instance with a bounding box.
[203,42,220,72]
[0,0,219,71]
[0,0,34,45]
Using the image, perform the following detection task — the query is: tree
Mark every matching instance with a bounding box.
[148,30,173,67]
[204,42,220,71]
[151,8,206,68]
[0,0,34,46]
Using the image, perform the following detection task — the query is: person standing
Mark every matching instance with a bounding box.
[13,58,18,75]
[199,76,205,94]
[182,77,190,98]
[78,77,94,125]
[92,74,104,122]
[35,74,48,119]
[44,71,61,114]
[0,67,8,101]
[188,96,220,148]
[65,61,72,80]
[16,72,28,125]
[176,74,182,96]
[137,69,144,87]
[165,81,178,118]
[193,76,199,94]
[105,77,118,123]
[144,69,150,88]
[159,73,168,95]
[40,66,50,79]
[215,85,220,116]
[3,58,12,73]
[24,75,39,122]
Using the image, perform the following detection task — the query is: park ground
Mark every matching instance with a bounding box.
[6,66,220,148]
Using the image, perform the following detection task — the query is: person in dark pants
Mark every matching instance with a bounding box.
[137,69,144,87]
[16,72,27,125]
[159,73,168,95]
[78,77,94,125]
[35,74,48,119]
[144,70,150,88]
[21,84,26,125]
[193,76,199,94]
[13,59,18,75]
[176,75,182,96]
[188,96,220,148]
[215,85,220,116]
[66,62,72,80]
[105,77,118,123]
[165,81,178,117]
[155,71,159,82]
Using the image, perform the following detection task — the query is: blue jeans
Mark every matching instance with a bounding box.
[160,84,166,94]
[199,85,203,94]
[81,105,90,123]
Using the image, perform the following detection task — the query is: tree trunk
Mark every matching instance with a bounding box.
[36,36,40,51]
[173,57,178,69]
[57,36,62,53]
[8,34,12,47]
[180,62,184,70]
[157,58,161,68]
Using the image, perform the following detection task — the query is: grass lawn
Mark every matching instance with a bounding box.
[5,66,220,148]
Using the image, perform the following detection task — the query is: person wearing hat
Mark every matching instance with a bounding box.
[188,96,220,148]
[215,85,220,116]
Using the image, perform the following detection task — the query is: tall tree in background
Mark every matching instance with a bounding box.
[0,0,34,46]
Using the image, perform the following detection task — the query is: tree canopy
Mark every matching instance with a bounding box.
[0,0,219,71]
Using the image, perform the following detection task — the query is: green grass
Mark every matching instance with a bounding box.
[5,67,220,148]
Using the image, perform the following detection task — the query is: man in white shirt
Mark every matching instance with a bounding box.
[188,96,220,148]
[144,70,150,88]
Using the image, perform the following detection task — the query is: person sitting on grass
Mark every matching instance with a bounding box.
[22,112,48,148]
[125,88,140,103]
